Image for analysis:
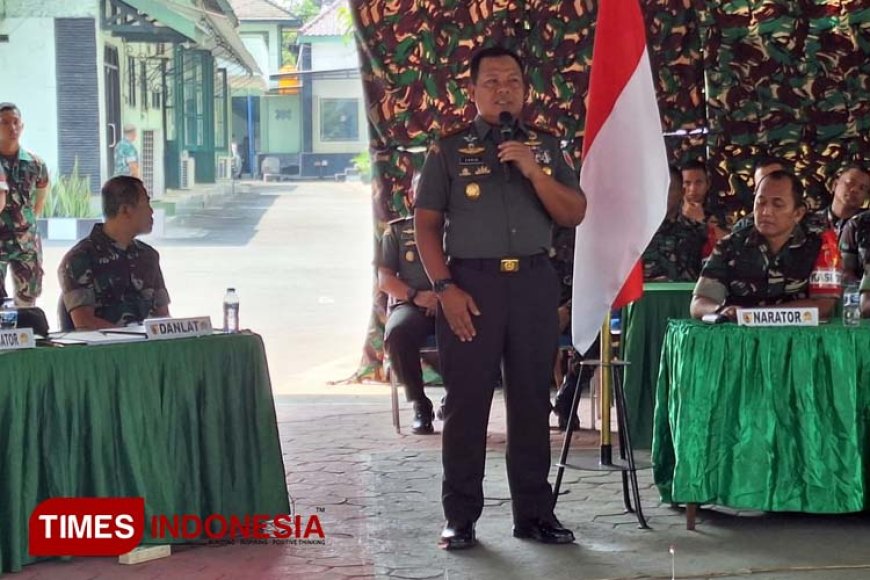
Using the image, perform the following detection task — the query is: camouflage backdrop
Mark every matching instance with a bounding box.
[348,0,869,381]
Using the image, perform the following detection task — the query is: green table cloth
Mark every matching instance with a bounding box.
[653,319,870,514]
[621,282,694,448]
[0,333,289,573]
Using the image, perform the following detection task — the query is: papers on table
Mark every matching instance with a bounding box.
[47,329,149,346]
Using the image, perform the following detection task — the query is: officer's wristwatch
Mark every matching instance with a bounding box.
[406,287,418,302]
[433,278,455,294]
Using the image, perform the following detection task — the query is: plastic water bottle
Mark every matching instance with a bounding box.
[0,298,17,329]
[223,288,240,333]
[843,283,861,327]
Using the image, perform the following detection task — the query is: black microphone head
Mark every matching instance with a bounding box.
[499,111,514,127]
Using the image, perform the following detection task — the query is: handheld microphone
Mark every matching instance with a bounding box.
[498,112,514,181]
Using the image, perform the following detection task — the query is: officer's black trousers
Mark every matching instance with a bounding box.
[384,303,435,404]
[438,259,559,524]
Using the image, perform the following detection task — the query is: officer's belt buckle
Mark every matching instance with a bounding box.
[499,258,520,273]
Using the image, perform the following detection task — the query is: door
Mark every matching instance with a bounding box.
[104,46,121,176]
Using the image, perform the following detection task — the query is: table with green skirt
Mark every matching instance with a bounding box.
[653,319,870,517]
[621,282,694,448]
[0,332,290,573]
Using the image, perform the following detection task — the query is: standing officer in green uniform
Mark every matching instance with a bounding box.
[691,170,840,321]
[415,46,587,550]
[0,102,49,305]
[378,173,438,434]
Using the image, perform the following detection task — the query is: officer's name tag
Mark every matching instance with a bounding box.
[0,327,35,350]
[809,268,842,292]
[145,317,213,340]
[736,307,819,327]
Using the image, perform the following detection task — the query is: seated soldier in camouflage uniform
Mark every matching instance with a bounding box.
[836,165,870,278]
[804,164,870,240]
[691,170,841,321]
[378,173,438,434]
[731,156,789,232]
[681,160,728,257]
[642,165,707,282]
[59,176,170,329]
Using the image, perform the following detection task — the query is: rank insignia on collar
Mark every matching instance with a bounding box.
[459,145,485,155]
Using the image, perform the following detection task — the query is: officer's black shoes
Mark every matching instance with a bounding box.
[438,521,477,550]
[411,400,435,435]
[513,517,575,544]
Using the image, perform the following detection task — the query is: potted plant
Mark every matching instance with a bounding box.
[37,160,101,240]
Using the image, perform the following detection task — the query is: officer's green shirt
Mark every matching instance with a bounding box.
[693,225,834,307]
[0,148,48,246]
[378,216,432,302]
[642,213,707,281]
[415,116,579,259]
[59,224,170,326]
[113,138,139,177]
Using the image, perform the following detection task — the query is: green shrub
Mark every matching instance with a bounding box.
[45,160,97,218]
[352,150,371,183]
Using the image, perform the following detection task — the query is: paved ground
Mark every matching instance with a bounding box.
[16,182,870,579]
[16,394,870,580]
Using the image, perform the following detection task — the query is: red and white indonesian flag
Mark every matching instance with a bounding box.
[571,0,670,353]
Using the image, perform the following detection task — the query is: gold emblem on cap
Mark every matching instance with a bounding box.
[405,250,415,262]
[465,182,481,200]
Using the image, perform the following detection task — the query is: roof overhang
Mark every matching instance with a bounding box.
[104,0,203,43]
[200,9,262,76]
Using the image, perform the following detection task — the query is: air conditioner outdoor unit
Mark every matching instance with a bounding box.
[179,157,195,190]
[217,156,233,181]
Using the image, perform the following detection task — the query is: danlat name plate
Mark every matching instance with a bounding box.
[0,327,35,350]
[736,307,819,327]
[144,317,213,340]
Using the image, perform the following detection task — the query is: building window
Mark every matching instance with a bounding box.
[127,55,136,107]
[214,68,227,150]
[320,98,359,142]
[182,51,204,148]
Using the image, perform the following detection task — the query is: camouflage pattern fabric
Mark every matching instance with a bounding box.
[59,224,170,327]
[840,211,870,282]
[642,214,708,281]
[0,148,49,303]
[0,233,42,305]
[695,225,828,307]
[348,0,868,380]
[0,148,49,240]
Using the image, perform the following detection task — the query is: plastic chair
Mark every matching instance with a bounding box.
[58,296,75,331]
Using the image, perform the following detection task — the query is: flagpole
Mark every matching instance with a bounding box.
[599,315,612,466]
